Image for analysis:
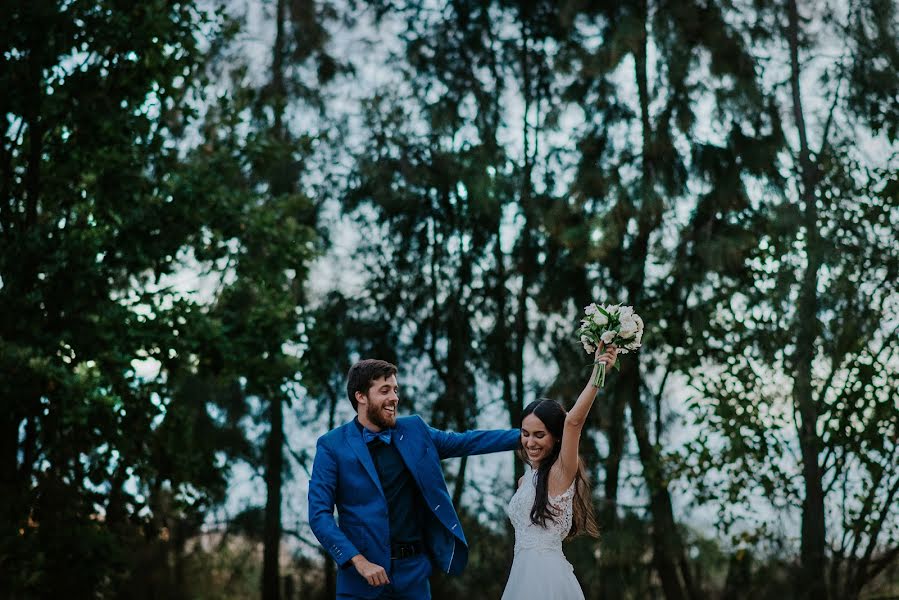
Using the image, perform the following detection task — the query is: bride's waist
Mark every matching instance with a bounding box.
[513,541,565,553]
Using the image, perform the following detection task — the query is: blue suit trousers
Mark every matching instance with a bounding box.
[336,554,431,599]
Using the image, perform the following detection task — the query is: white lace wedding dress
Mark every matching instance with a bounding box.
[501,465,585,599]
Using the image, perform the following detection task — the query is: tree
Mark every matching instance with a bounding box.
[686,1,899,599]
[192,0,339,597]
[352,0,584,498]
[559,1,782,598]
[0,1,249,596]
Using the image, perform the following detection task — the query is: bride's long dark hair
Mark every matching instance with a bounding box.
[517,398,599,540]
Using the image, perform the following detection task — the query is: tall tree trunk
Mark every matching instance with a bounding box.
[503,13,535,493]
[283,574,294,600]
[514,11,536,483]
[25,47,42,229]
[597,375,628,600]
[0,413,21,510]
[629,382,694,600]
[172,515,188,599]
[263,1,289,596]
[722,550,753,600]
[514,219,532,411]
[494,236,522,486]
[628,3,696,598]
[0,411,22,600]
[786,1,827,598]
[445,294,474,507]
[322,389,339,599]
[263,394,284,600]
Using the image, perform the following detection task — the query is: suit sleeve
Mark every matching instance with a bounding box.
[426,419,520,459]
[307,437,360,567]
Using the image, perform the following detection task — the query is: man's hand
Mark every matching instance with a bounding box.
[351,554,390,587]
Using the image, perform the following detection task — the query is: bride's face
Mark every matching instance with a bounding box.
[520,414,556,466]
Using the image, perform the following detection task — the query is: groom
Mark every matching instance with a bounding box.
[308,359,519,599]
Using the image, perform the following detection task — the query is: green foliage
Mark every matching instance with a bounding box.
[0,0,229,595]
[0,0,319,597]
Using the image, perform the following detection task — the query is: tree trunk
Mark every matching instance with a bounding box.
[1,410,18,478]
[786,1,827,598]
[25,49,42,229]
[0,413,21,513]
[262,0,289,596]
[172,515,188,599]
[628,363,696,600]
[722,550,753,600]
[283,574,294,600]
[514,12,535,458]
[262,394,284,600]
[0,412,21,600]
[494,233,522,486]
[597,382,628,600]
[629,2,695,598]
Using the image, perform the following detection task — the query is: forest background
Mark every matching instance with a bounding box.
[2,0,898,599]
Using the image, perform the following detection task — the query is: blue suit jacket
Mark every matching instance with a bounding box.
[308,415,519,598]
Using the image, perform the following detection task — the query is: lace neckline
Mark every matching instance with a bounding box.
[508,464,576,555]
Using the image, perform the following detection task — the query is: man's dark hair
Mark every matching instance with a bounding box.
[346,359,398,411]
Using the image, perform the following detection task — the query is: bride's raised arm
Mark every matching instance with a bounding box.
[552,345,618,490]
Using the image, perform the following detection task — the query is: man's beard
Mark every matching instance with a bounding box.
[366,401,396,429]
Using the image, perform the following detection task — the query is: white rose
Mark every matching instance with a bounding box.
[632,313,644,331]
[591,312,609,327]
[584,303,598,315]
[582,341,596,354]
[600,330,616,344]
[618,306,634,320]
[620,316,639,338]
[631,314,644,342]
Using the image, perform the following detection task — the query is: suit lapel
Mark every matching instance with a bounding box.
[392,420,417,471]
[393,419,430,490]
[345,421,385,500]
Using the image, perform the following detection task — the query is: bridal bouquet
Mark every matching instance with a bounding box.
[577,303,644,387]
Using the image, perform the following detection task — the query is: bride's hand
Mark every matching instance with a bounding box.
[595,345,619,369]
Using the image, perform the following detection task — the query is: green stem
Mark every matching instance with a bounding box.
[593,362,606,388]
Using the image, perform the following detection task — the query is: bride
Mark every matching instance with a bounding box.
[501,345,618,599]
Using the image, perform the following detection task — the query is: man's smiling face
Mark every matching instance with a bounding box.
[357,374,399,430]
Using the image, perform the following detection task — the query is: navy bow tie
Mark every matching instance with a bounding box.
[362,428,393,445]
